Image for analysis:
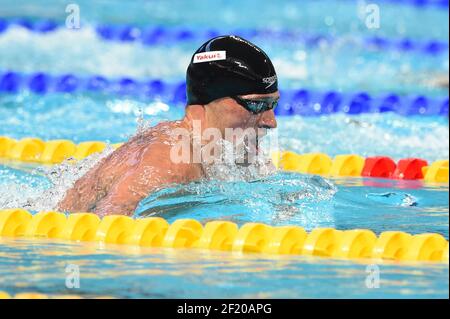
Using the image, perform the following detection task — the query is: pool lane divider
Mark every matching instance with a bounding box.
[0,209,448,263]
[1,71,448,116]
[0,136,121,164]
[0,17,448,56]
[272,151,449,184]
[0,136,448,183]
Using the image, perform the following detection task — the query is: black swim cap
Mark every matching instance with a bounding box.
[186,35,278,105]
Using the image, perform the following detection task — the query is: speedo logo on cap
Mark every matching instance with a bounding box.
[193,51,226,63]
[262,75,277,89]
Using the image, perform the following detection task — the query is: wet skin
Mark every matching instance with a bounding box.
[57,92,279,216]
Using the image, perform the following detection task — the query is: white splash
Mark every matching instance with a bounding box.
[0,145,114,212]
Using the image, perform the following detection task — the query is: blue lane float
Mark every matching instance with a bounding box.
[0,70,448,117]
[0,18,448,56]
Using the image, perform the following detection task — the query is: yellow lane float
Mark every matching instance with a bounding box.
[329,154,365,177]
[0,136,16,157]
[162,219,203,248]
[24,211,66,238]
[423,160,449,183]
[61,212,101,241]
[232,222,273,253]
[7,138,45,162]
[125,217,169,247]
[402,233,448,262]
[334,229,377,259]
[372,231,412,260]
[40,140,76,164]
[263,226,307,255]
[0,208,32,237]
[196,221,238,251]
[302,228,343,257]
[94,215,135,244]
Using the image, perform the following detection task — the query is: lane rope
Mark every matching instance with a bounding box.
[1,71,448,116]
[0,18,448,55]
[0,208,448,263]
[0,136,448,183]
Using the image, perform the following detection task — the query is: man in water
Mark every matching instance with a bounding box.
[58,35,279,216]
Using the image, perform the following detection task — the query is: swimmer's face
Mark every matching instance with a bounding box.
[207,91,279,135]
[205,92,279,162]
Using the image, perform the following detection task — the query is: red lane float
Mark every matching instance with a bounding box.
[362,156,397,178]
[393,158,428,180]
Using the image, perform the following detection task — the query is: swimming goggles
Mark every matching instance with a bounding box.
[231,96,279,114]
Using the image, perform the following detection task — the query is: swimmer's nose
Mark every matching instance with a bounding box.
[257,109,277,130]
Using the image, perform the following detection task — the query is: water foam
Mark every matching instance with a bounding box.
[0,145,115,212]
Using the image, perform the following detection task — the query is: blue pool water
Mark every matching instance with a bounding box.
[0,0,448,298]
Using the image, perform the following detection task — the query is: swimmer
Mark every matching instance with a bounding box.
[58,35,280,216]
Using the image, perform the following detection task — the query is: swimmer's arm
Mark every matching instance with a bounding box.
[91,166,175,216]
[57,160,105,212]
[58,186,81,212]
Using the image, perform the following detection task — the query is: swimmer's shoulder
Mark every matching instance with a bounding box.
[138,121,186,159]
[112,120,194,170]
